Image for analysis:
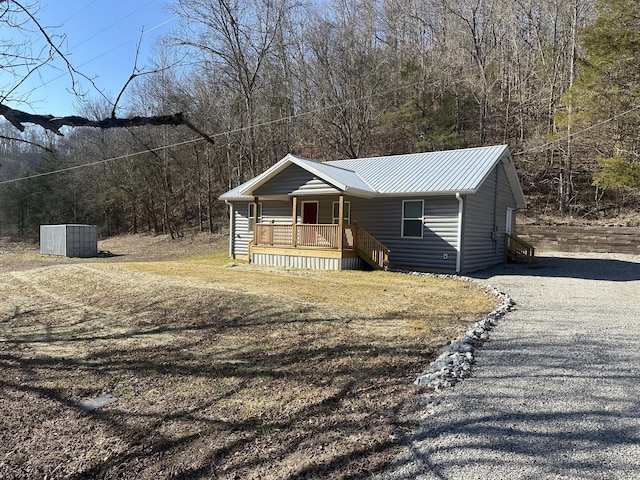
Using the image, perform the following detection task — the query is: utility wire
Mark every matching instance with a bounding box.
[2,63,638,186]
[67,0,160,51]
[61,1,99,24]
[2,86,638,186]
[0,80,423,185]
[0,137,203,184]
[23,3,178,97]
[513,104,640,156]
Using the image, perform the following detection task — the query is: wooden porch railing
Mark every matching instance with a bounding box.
[506,233,535,264]
[255,223,340,248]
[255,223,293,246]
[254,223,390,269]
[296,224,339,248]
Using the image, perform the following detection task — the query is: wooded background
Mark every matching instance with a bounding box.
[1,0,638,239]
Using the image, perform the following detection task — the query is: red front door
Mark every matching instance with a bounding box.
[301,202,319,246]
[302,202,318,224]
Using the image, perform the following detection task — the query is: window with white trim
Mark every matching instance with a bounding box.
[248,203,262,232]
[332,201,351,224]
[402,200,424,238]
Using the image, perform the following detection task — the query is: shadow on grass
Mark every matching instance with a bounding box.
[0,298,429,480]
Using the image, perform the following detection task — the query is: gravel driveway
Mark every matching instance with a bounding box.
[375,252,640,480]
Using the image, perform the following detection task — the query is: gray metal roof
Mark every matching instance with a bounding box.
[219,145,525,207]
[324,145,509,194]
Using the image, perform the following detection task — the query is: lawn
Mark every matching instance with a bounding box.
[0,234,498,479]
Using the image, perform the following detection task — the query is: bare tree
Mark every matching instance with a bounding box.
[172,0,295,178]
[0,1,211,142]
[302,0,391,159]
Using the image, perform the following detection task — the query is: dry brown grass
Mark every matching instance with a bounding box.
[0,234,498,479]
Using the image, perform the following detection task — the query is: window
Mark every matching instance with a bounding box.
[332,201,351,224]
[402,200,424,238]
[247,203,262,231]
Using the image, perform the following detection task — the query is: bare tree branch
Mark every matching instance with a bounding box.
[8,0,109,104]
[0,102,216,146]
[111,29,148,118]
[0,133,54,152]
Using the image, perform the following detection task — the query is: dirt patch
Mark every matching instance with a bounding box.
[0,234,498,479]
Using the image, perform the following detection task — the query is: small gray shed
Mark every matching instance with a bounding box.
[40,224,98,258]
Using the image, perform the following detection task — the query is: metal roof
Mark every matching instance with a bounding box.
[219,145,525,208]
[324,145,509,194]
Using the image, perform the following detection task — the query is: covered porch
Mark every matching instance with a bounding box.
[249,195,389,270]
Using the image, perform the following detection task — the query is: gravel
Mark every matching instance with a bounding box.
[375,252,640,480]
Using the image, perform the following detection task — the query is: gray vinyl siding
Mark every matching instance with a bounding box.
[348,196,459,271]
[254,164,343,197]
[254,164,324,196]
[230,200,292,256]
[462,163,517,272]
[292,178,341,196]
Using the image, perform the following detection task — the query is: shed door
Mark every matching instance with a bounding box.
[302,202,318,224]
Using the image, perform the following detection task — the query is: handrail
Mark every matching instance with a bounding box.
[506,233,535,263]
[255,223,292,246]
[354,226,390,270]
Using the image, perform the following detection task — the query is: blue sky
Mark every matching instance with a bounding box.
[10,1,178,117]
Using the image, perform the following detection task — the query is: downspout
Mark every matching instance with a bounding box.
[224,199,233,258]
[456,193,464,273]
[493,166,499,255]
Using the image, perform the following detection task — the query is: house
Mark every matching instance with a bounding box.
[219,145,530,273]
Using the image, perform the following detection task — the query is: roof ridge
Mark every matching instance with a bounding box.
[292,154,359,174]
[326,144,509,164]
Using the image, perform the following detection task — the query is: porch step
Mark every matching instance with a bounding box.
[354,228,390,270]
[358,251,386,270]
[505,234,535,264]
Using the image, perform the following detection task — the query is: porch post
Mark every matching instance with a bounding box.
[253,196,259,245]
[338,194,344,251]
[291,196,298,247]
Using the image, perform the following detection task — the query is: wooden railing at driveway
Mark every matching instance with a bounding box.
[506,234,535,263]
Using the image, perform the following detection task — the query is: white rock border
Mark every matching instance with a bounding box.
[393,270,515,391]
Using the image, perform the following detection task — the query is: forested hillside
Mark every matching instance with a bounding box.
[1,0,639,239]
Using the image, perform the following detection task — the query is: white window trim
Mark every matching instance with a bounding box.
[401,199,424,239]
[248,202,262,232]
[332,201,351,224]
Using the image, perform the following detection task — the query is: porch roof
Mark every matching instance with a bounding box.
[220,145,526,208]
[220,154,376,200]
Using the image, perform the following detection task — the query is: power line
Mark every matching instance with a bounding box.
[23,3,178,99]
[514,104,640,156]
[74,16,180,71]
[1,82,638,186]
[0,137,203,185]
[61,1,99,24]
[67,0,160,51]
[0,80,424,185]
